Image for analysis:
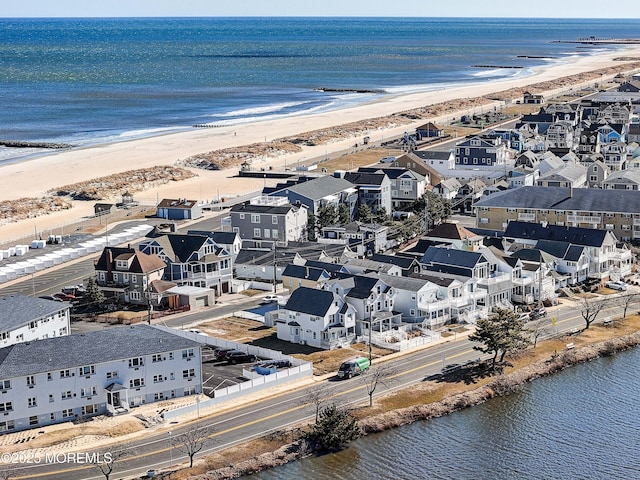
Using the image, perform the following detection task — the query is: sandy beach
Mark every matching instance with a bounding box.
[2,47,640,242]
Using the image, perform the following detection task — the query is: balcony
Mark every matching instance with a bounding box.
[567,215,601,225]
[517,213,536,221]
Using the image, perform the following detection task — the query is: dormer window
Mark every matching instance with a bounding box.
[116,259,128,270]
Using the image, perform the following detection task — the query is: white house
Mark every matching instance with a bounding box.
[275,287,357,349]
[0,325,202,433]
[0,295,71,348]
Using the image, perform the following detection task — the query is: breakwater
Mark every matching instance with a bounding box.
[0,140,73,149]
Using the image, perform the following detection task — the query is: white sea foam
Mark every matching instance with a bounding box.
[214,102,307,118]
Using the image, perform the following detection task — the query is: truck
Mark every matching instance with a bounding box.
[337,357,370,379]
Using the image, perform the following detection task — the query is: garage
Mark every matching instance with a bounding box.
[166,285,215,309]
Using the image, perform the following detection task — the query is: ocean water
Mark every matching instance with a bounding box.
[1,17,639,163]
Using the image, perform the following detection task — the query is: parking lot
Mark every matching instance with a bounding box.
[200,344,265,397]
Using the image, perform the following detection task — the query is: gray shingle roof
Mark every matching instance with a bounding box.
[0,325,201,378]
[0,295,70,333]
[270,175,356,201]
[284,287,335,317]
[474,186,640,214]
[504,220,608,248]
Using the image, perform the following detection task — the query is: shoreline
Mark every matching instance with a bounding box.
[191,325,640,480]
[1,47,640,242]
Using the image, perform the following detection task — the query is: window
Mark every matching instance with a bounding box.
[272,215,278,224]
[29,416,38,426]
[0,421,15,431]
[128,357,144,368]
[79,365,95,376]
[49,394,54,403]
[0,380,10,390]
[253,228,261,238]
[264,228,270,238]
[82,404,97,416]
[239,213,245,220]
[251,214,260,223]
[62,391,73,400]
[184,386,196,396]
[106,371,118,379]
[81,386,97,397]
[182,348,195,359]
[28,397,37,408]
[129,378,145,388]
[26,375,35,386]
[154,392,165,401]
[29,320,37,329]
[0,402,13,412]
[0,332,8,341]
[272,230,278,239]
[153,375,164,383]
[183,369,195,379]
[152,354,163,363]
[62,409,73,418]
[129,291,141,300]
[60,369,72,378]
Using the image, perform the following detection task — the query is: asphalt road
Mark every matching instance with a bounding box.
[7,294,637,480]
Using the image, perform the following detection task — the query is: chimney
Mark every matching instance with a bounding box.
[106,248,113,276]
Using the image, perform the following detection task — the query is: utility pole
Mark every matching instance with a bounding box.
[273,243,277,293]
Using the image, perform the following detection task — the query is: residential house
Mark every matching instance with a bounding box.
[508,167,537,188]
[187,231,242,260]
[454,134,511,168]
[388,152,445,187]
[318,222,389,256]
[0,295,71,348]
[617,81,640,93]
[265,175,358,220]
[94,247,166,306]
[139,233,233,296]
[523,92,544,104]
[369,253,421,276]
[597,123,625,144]
[535,239,591,285]
[281,264,331,293]
[433,177,462,200]
[229,196,307,247]
[416,121,445,138]
[488,128,526,152]
[473,186,640,243]
[326,274,394,327]
[156,199,203,221]
[504,220,631,281]
[358,167,426,208]
[374,273,435,324]
[602,170,640,190]
[275,287,357,349]
[340,257,403,277]
[581,159,610,188]
[0,325,201,432]
[600,141,628,171]
[508,248,559,303]
[576,124,601,154]
[544,121,575,153]
[536,162,587,188]
[342,171,392,215]
[412,150,456,170]
[93,203,113,216]
[423,222,484,251]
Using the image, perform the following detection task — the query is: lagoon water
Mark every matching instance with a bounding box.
[250,347,640,479]
[2,17,640,163]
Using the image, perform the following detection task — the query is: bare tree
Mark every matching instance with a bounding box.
[361,364,396,407]
[172,425,215,468]
[92,446,132,480]
[303,382,333,424]
[578,296,608,330]
[530,318,551,348]
[617,292,638,320]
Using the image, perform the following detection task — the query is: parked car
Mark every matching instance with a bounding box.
[337,357,370,379]
[225,350,257,364]
[530,307,547,320]
[53,292,75,301]
[260,295,279,304]
[605,280,627,291]
[214,347,235,361]
[62,285,86,296]
[518,312,530,322]
[39,295,64,302]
